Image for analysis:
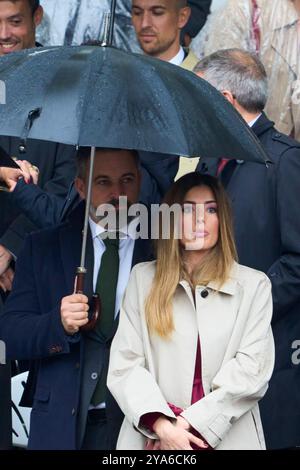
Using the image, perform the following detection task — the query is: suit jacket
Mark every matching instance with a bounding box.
[0,202,153,450]
[108,261,274,450]
[0,137,76,258]
[196,113,300,448]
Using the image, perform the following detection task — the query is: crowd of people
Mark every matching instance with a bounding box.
[0,0,299,451]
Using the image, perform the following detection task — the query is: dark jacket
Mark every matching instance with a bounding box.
[0,137,77,258]
[0,202,153,450]
[196,113,300,449]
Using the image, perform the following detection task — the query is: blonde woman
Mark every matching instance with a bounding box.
[107,173,274,450]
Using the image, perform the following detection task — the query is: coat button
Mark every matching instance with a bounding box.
[75,362,80,369]
[201,289,209,298]
[71,408,76,416]
[91,372,98,380]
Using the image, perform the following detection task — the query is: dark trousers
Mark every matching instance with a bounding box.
[81,409,109,450]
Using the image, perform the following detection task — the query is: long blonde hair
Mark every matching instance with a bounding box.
[145,173,237,338]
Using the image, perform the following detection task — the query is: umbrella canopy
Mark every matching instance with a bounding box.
[0,45,269,164]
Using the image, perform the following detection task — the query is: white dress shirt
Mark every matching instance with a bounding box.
[248,114,261,128]
[89,217,139,318]
[88,216,139,409]
[169,46,185,66]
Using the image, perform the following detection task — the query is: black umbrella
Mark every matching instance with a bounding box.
[0,44,269,326]
[0,45,268,162]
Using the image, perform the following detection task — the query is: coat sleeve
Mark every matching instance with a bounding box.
[107,265,176,439]
[267,145,300,323]
[181,275,274,448]
[0,143,76,257]
[0,235,72,361]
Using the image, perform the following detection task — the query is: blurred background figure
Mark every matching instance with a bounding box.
[37,0,212,52]
[191,0,300,141]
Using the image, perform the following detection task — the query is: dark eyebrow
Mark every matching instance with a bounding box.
[8,14,24,20]
[183,200,216,205]
[132,4,166,8]
[94,172,136,181]
[94,175,110,180]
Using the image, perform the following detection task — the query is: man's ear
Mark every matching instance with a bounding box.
[222,90,235,105]
[178,6,191,29]
[33,5,44,28]
[75,177,86,200]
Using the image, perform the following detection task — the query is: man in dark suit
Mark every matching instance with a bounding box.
[193,49,300,449]
[0,147,156,450]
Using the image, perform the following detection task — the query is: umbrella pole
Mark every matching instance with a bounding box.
[108,0,117,46]
[76,146,96,293]
[76,146,100,331]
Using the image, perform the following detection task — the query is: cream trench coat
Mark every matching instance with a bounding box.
[107,261,274,450]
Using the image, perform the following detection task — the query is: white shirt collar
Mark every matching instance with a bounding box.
[169,46,185,66]
[89,216,140,241]
[248,113,262,128]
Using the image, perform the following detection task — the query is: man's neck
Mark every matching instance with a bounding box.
[236,104,261,125]
[154,44,181,62]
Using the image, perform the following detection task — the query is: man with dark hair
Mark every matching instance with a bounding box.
[0,148,158,449]
[194,48,300,449]
[36,1,211,52]
[131,0,198,69]
[0,0,43,55]
[131,0,202,179]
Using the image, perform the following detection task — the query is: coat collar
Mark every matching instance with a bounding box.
[251,112,275,138]
[179,261,239,296]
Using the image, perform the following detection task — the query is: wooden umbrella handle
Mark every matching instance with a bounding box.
[75,269,100,332]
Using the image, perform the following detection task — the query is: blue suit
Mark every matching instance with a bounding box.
[0,202,153,449]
